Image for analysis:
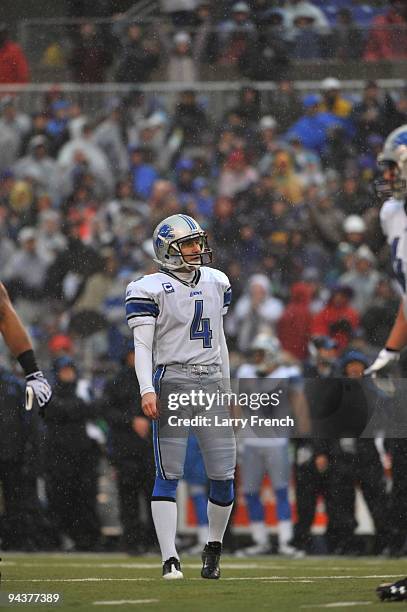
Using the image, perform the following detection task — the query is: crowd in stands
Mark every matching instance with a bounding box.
[64,1,407,82]
[0,76,406,375]
[2,1,407,85]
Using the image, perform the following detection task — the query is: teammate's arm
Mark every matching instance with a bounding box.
[365,300,407,374]
[0,282,52,408]
[0,282,33,355]
[133,325,159,420]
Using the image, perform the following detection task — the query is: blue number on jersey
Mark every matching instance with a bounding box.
[391,237,406,291]
[190,300,213,348]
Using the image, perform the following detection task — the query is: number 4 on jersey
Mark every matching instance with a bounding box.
[190,300,213,348]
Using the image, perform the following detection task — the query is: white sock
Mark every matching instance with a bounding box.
[197,524,208,545]
[151,500,179,562]
[251,521,268,546]
[207,500,233,543]
[278,520,293,547]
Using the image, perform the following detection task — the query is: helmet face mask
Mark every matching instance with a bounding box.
[153,214,213,271]
[376,125,407,200]
[375,158,407,200]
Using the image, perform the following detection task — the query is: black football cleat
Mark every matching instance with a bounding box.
[377,577,407,601]
[162,556,183,580]
[201,541,222,579]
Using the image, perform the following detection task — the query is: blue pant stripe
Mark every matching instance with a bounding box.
[152,420,165,480]
[152,365,166,479]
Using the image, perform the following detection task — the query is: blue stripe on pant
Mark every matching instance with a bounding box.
[152,366,166,479]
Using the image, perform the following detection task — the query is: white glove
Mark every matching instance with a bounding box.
[364,349,399,376]
[26,371,52,407]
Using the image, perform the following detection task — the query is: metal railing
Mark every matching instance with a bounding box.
[15,17,407,83]
[0,80,405,118]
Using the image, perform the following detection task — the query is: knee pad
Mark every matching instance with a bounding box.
[152,476,178,501]
[275,487,291,521]
[245,493,264,522]
[209,479,234,506]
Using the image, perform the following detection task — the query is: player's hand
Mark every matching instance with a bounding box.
[141,392,159,420]
[25,371,52,409]
[364,348,399,375]
[132,416,150,438]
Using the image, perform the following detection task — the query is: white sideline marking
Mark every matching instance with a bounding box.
[4,574,406,583]
[301,604,372,609]
[3,562,299,570]
[93,600,159,606]
[5,562,402,571]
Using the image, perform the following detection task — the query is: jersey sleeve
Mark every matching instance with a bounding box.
[211,269,232,315]
[380,198,401,241]
[223,284,232,316]
[125,279,159,329]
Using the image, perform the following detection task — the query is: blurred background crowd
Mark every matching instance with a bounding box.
[1,0,407,557]
[2,0,407,84]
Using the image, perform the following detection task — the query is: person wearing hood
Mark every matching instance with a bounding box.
[44,357,101,551]
[286,94,340,155]
[364,0,407,62]
[339,245,381,315]
[0,22,29,84]
[218,149,259,198]
[13,135,57,195]
[283,0,330,36]
[277,282,313,360]
[311,285,359,350]
[57,120,114,198]
[93,99,129,181]
[230,273,284,353]
[270,149,304,204]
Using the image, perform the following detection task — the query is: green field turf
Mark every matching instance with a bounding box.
[1,554,407,611]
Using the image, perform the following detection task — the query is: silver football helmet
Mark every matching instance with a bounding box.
[376,124,407,199]
[152,214,212,271]
[251,333,282,373]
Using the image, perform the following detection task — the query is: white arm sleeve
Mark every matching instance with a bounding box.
[220,326,231,392]
[133,325,155,396]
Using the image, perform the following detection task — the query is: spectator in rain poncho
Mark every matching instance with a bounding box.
[93,100,129,180]
[286,94,340,155]
[57,119,114,197]
[218,149,259,198]
[228,273,284,352]
[277,281,313,360]
[339,245,381,315]
[0,97,30,172]
[13,135,57,196]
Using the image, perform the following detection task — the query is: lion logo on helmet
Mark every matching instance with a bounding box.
[155,224,175,248]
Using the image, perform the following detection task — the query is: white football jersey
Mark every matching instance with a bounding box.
[380,197,407,295]
[125,266,232,367]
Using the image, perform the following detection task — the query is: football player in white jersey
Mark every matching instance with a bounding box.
[363,125,407,602]
[366,125,407,377]
[125,214,236,580]
[236,334,308,557]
